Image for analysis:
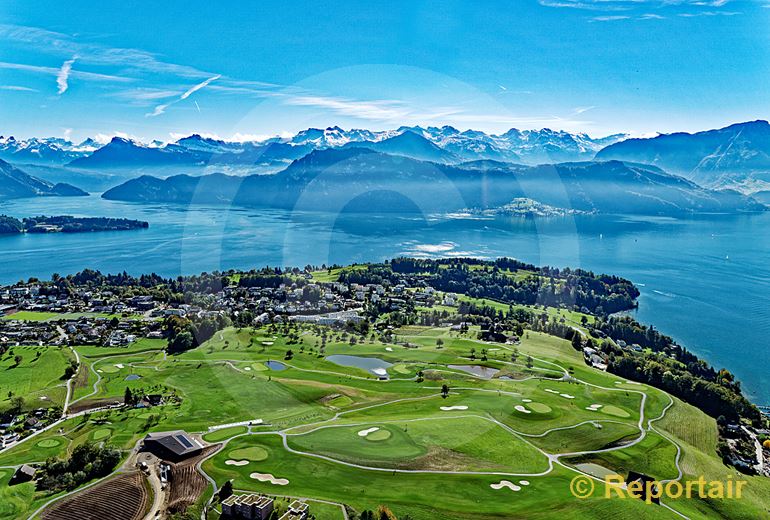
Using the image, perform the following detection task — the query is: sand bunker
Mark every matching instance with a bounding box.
[522,398,532,403]
[440,405,468,411]
[560,393,575,399]
[358,427,380,437]
[261,341,274,346]
[225,460,250,466]
[544,389,559,394]
[586,404,603,411]
[491,480,521,491]
[250,472,289,485]
[385,347,393,352]
[519,480,530,486]
[114,363,124,369]
[514,405,531,414]
[244,366,252,371]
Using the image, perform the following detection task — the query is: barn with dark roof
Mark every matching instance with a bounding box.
[143,430,203,461]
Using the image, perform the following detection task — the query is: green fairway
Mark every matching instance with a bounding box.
[203,425,248,442]
[0,346,72,411]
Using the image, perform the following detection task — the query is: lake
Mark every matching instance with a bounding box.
[1,194,769,403]
[326,355,393,377]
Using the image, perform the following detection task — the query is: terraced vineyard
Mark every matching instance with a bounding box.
[40,472,149,520]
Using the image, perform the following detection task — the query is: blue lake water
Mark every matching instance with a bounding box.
[265,360,287,371]
[1,194,769,402]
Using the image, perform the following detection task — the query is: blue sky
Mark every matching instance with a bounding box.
[0,0,768,142]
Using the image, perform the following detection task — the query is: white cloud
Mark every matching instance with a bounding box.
[540,0,738,13]
[0,85,38,92]
[147,75,221,117]
[591,15,631,21]
[56,57,75,94]
[0,61,131,83]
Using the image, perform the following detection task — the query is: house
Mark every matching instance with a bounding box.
[142,430,203,461]
[221,494,274,520]
[24,417,41,430]
[279,500,309,520]
[10,464,36,484]
[143,394,164,407]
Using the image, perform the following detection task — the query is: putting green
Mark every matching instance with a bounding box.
[600,405,630,418]
[250,362,268,372]
[391,364,411,375]
[36,438,62,448]
[364,429,392,441]
[229,446,268,462]
[527,402,552,413]
[136,412,155,419]
[99,365,120,374]
[92,428,112,441]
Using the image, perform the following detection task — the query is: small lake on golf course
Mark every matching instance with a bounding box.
[326,355,393,377]
[265,361,287,371]
[448,364,500,379]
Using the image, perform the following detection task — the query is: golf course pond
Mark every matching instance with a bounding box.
[448,364,499,379]
[325,354,393,377]
[265,361,286,371]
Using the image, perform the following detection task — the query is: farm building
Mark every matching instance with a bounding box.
[142,430,203,461]
[221,494,274,519]
[279,500,308,520]
[10,464,36,484]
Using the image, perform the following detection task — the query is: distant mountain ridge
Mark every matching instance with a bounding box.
[0,159,87,199]
[1,125,627,169]
[596,120,770,183]
[0,136,96,165]
[102,147,764,215]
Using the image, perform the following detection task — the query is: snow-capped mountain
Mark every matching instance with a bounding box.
[285,125,625,163]
[68,135,311,169]
[0,136,97,165]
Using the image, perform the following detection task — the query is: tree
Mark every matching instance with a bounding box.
[13,354,22,367]
[169,331,194,354]
[526,356,534,369]
[9,395,24,414]
[285,349,294,360]
[219,480,233,501]
[441,384,449,399]
[571,331,583,351]
[436,338,444,349]
[124,387,134,406]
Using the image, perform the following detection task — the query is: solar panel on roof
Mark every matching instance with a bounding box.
[176,435,193,448]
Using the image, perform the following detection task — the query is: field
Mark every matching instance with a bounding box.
[0,345,73,411]
[2,318,769,519]
[40,472,149,520]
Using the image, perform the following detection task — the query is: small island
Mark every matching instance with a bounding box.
[0,215,149,234]
[464,198,592,218]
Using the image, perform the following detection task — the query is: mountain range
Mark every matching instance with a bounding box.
[0,136,97,165]
[102,147,764,215]
[0,158,87,199]
[3,126,628,170]
[596,120,770,185]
